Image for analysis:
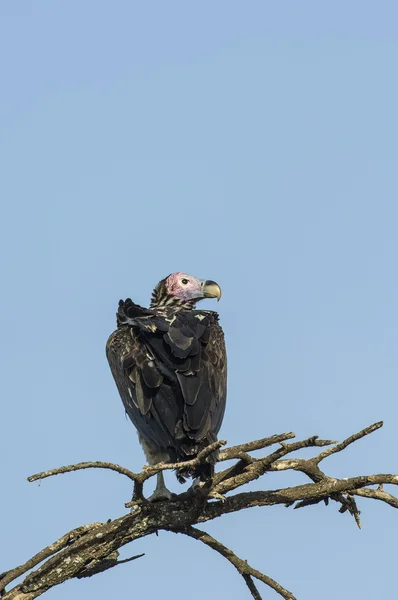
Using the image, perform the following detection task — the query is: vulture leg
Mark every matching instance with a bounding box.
[139,434,173,502]
[148,471,173,502]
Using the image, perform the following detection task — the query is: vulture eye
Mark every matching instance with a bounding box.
[181,278,189,285]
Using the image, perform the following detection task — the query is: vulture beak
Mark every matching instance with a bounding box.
[202,280,222,301]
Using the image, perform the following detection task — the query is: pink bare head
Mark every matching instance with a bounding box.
[151,272,221,307]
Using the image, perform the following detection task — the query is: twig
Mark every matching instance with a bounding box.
[76,552,144,578]
[141,440,226,477]
[335,493,362,528]
[242,574,263,600]
[219,432,296,461]
[293,497,326,510]
[315,421,383,463]
[294,493,362,528]
[116,554,145,566]
[354,488,398,509]
[178,526,296,600]
[28,462,138,484]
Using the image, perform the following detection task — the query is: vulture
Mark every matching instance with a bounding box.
[106,272,227,500]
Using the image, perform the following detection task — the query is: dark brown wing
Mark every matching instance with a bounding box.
[106,323,182,456]
[106,301,227,468]
[175,313,227,444]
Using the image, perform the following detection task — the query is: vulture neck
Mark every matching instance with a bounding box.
[150,285,196,311]
[150,296,196,311]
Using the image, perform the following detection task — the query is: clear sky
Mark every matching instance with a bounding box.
[1,2,397,599]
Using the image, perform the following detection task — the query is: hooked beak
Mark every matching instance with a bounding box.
[201,280,222,301]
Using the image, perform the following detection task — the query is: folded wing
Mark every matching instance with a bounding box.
[106,300,227,465]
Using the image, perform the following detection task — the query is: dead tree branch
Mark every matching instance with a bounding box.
[28,462,138,484]
[178,526,296,600]
[1,421,396,600]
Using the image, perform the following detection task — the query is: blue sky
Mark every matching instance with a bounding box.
[1,2,398,599]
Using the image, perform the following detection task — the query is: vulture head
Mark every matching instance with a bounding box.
[151,272,222,308]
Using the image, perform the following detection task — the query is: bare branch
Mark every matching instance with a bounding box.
[353,487,398,509]
[315,421,383,463]
[219,432,296,461]
[179,526,296,600]
[198,474,398,523]
[242,574,263,600]
[28,462,138,484]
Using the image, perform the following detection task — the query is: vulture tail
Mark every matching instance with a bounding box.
[175,437,219,483]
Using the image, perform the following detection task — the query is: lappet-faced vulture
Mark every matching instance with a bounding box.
[106,272,227,500]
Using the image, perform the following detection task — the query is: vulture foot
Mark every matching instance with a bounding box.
[147,471,174,502]
[148,487,174,502]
